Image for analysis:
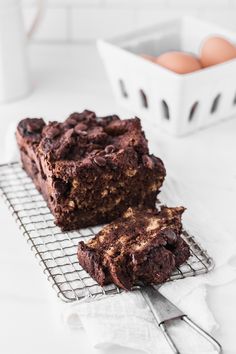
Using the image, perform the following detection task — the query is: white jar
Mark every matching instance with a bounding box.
[0,0,31,103]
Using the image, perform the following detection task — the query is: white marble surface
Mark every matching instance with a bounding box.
[0,43,236,354]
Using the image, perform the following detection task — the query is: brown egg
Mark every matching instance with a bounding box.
[141,54,157,63]
[200,36,236,67]
[156,51,202,74]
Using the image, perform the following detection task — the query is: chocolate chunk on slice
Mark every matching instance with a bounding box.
[93,156,106,167]
[17,118,45,142]
[77,206,190,290]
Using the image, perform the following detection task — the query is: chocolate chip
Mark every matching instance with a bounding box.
[69,112,81,120]
[74,127,82,135]
[99,115,119,126]
[74,123,87,134]
[18,118,45,139]
[91,149,101,155]
[105,120,127,136]
[46,127,60,139]
[64,128,74,140]
[29,120,43,133]
[26,122,37,133]
[54,180,71,196]
[142,155,154,169]
[65,113,81,127]
[105,145,115,154]
[86,144,100,153]
[86,126,108,144]
[84,110,96,119]
[93,156,106,167]
[68,111,96,124]
[67,118,77,127]
[74,127,88,136]
[54,128,75,159]
[162,229,177,245]
[55,146,68,159]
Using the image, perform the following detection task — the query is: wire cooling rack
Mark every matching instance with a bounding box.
[0,162,214,303]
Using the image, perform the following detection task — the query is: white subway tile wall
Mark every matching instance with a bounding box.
[22,0,236,42]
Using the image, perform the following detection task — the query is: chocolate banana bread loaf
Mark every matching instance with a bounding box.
[16,110,166,230]
[77,206,190,290]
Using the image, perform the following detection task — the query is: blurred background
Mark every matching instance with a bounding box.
[22,0,236,42]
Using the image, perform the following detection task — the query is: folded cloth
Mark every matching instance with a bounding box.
[63,286,219,354]
[62,175,236,354]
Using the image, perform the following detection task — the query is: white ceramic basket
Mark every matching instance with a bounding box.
[97,16,236,136]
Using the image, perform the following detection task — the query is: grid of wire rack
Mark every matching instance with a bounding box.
[0,162,214,302]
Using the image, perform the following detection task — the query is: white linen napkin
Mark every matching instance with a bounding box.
[62,175,236,354]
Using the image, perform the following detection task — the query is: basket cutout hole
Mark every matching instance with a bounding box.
[118,79,128,98]
[161,100,170,120]
[210,94,221,114]
[140,89,148,108]
[233,93,236,105]
[188,102,199,122]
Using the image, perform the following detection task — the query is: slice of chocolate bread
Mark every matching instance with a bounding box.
[77,206,190,290]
